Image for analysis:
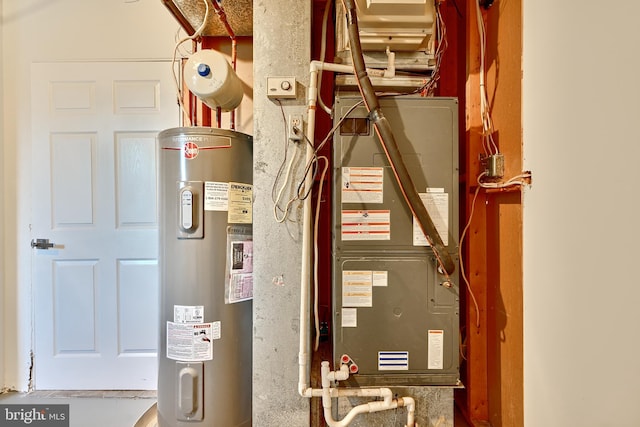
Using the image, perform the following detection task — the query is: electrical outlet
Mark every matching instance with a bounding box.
[288,114,304,141]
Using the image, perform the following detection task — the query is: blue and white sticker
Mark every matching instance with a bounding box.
[378,351,409,371]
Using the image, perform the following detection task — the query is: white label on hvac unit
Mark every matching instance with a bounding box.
[228,182,253,224]
[372,270,388,287]
[342,270,373,307]
[166,322,213,362]
[378,351,409,371]
[204,181,229,211]
[342,167,384,204]
[428,330,444,370]
[341,210,390,241]
[413,189,449,246]
[341,308,358,327]
[173,305,204,323]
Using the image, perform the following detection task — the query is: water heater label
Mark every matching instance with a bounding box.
[342,167,384,204]
[227,240,253,303]
[228,182,253,224]
[413,189,449,246]
[211,321,221,340]
[166,322,213,362]
[225,226,253,304]
[173,305,204,323]
[428,330,444,370]
[204,181,229,211]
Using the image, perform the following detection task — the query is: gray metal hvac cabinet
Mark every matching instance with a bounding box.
[332,95,460,386]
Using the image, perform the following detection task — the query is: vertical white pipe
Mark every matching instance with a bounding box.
[298,66,319,398]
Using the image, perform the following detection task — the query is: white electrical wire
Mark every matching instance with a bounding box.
[171,0,210,127]
[458,184,482,330]
[459,171,531,330]
[475,0,499,156]
[478,172,532,189]
[272,154,298,222]
[272,101,302,223]
[271,101,363,225]
[421,0,447,96]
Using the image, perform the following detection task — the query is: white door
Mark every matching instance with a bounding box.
[31,61,179,389]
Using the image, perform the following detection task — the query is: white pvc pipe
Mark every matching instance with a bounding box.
[327,364,349,382]
[299,59,379,397]
[298,62,320,399]
[320,362,416,427]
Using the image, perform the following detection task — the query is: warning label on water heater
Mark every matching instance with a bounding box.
[228,182,253,224]
[166,322,213,362]
[204,181,229,211]
[173,305,204,323]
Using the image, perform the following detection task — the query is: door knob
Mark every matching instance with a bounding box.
[31,238,55,250]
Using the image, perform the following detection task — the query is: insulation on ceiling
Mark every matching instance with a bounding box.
[162,0,253,37]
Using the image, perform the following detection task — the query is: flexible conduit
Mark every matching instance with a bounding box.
[341,0,456,276]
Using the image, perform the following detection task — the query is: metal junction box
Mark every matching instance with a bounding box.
[332,95,460,386]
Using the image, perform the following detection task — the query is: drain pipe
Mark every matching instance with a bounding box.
[299,59,383,398]
[340,0,456,276]
[321,362,416,427]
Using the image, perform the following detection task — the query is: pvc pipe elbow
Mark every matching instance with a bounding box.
[327,364,350,382]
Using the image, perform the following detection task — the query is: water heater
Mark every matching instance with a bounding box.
[157,127,253,427]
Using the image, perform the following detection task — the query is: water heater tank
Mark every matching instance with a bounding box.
[184,49,244,111]
[157,127,252,427]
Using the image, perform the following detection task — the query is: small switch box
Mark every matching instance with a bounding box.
[267,77,297,99]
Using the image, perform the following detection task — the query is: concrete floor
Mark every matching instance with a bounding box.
[0,391,156,427]
[0,390,470,426]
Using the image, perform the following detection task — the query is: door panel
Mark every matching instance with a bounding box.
[31,61,178,389]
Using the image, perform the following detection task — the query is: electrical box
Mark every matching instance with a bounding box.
[332,95,459,386]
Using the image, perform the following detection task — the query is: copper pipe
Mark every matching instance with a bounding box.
[209,0,236,39]
[209,0,238,130]
[230,38,237,130]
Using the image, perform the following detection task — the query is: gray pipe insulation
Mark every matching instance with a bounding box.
[341,0,456,276]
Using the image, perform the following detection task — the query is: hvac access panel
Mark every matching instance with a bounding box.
[333,96,459,253]
[332,95,459,386]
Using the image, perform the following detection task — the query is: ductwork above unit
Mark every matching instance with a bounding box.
[344,0,436,52]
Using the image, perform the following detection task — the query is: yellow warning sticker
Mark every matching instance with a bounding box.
[228,182,253,224]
